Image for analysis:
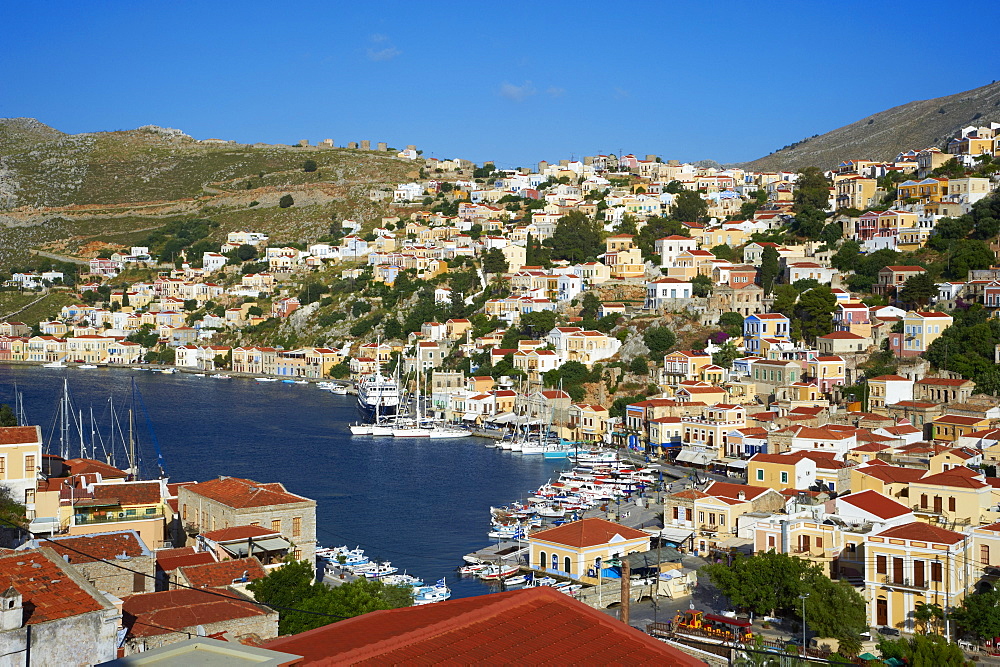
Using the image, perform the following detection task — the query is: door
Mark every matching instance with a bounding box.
[893,557,904,585]
[877,598,888,626]
[914,560,924,588]
[933,496,943,514]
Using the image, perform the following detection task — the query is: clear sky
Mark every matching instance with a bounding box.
[2,1,998,168]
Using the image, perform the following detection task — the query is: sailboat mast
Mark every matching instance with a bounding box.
[78,409,85,459]
[128,406,136,479]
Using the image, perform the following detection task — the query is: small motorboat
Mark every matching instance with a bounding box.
[381,573,423,587]
[362,562,399,578]
[349,424,374,435]
[502,575,529,587]
[159,368,176,374]
[413,581,451,605]
[212,374,231,379]
[77,364,98,369]
[458,563,490,575]
[331,384,349,395]
[478,563,520,581]
[256,377,277,382]
[42,361,66,368]
[192,372,206,377]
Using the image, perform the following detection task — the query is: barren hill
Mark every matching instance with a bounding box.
[738,81,1000,172]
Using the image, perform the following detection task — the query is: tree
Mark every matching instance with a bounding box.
[643,326,676,356]
[0,485,27,529]
[303,159,318,172]
[876,634,968,667]
[952,588,1000,640]
[802,575,868,655]
[899,272,936,308]
[718,312,744,337]
[520,310,556,336]
[771,284,799,318]
[759,246,780,294]
[468,223,483,240]
[692,274,713,297]
[0,404,16,427]
[629,356,648,375]
[279,194,294,208]
[711,342,740,369]
[547,210,604,262]
[794,286,837,343]
[702,551,819,617]
[236,243,258,261]
[670,190,708,222]
[710,244,736,261]
[482,248,509,275]
[913,601,944,635]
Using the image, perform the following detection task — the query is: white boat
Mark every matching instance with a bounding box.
[362,562,398,578]
[519,443,545,455]
[392,427,431,437]
[350,424,374,435]
[77,364,98,369]
[331,384,349,395]
[159,368,176,374]
[212,374,231,379]
[317,382,335,389]
[42,361,66,368]
[503,575,529,587]
[256,377,278,382]
[413,580,451,605]
[458,564,489,575]
[381,573,423,587]
[371,424,395,436]
[478,563,520,581]
[428,426,467,439]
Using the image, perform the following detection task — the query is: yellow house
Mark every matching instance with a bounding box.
[864,522,970,633]
[565,404,610,443]
[907,467,996,527]
[662,350,712,383]
[0,425,42,519]
[65,479,170,550]
[528,518,650,584]
[680,404,746,458]
[931,414,989,443]
[747,452,816,491]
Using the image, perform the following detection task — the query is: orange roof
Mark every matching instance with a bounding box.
[0,549,106,624]
[92,481,162,506]
[178,557,266,589]
[856,465,926,484]
[915,469,987,489]
[530,518,649,548]
[46,530,148,563]
[123,588,271,638]
[0,425,40,445]
[182,477,310,509]
[916,377,968,386]
[704,481,771,501]
[262,586,701,665]
[838,490,911,520]
[876,522,965,545]
[200,525,280,543]
[155,548,216,573]
[63,458,130,479]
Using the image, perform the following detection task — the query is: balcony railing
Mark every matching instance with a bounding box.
[880,574,927,590]
[74,511,163,526]
[699,524,719,534]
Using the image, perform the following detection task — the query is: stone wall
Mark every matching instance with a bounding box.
[73,555,156,597]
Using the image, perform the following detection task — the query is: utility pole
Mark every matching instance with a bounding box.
[621,559,631,625]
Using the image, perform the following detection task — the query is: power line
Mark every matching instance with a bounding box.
[3,519,352,620]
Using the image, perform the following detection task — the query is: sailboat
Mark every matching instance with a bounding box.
[393,359,431,437]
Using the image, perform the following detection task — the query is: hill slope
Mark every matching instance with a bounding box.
[738,81,1000,172]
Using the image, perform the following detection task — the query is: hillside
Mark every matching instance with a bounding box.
[0,119,419,267]
[738,81,1000,172]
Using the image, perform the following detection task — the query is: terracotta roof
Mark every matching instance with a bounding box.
[63,458,129,479]
[530,518,649,548]
[156,549,216,574]
[92,481,162,506]
[262,586,701,665]
[915,469,987,489]
[45,530,148,564]
[0,549,106,624]
[704,481,771,501]
[856,465,926,484]
[870,375,911,382]
[669,489,710,500]
[0,425,40,445]
[934,414,986,426]
[838,490,911,520]
[182,477,310,509]
[178,557,266,589]
[200,525,280,544]
[916,377,968,386]
[123,588,271,638]
[819,331,865,339]
[876,522,965,545]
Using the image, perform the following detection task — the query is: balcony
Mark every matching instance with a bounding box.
[699,524,719,535]
[73,511,163,526]
[880,574,928,590]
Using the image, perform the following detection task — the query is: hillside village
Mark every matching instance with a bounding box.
[3,121,1000,661]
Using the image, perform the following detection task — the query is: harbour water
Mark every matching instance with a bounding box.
[0,365,572,599]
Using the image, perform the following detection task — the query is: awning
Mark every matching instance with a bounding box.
[715,537,752,549]
[222,536,292,557]
[726,460,748,469]
[28,517,60,534]
[489,412,516,424]
[463,412,478,421]
[675,450,712,465]
[653,527,695,544]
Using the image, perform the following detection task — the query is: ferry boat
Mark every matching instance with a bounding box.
[356,371,399,421]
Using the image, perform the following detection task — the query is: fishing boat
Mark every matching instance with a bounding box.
[42,361,66,368]
[331,384,349,395]
[77,364,98,369]
[362,562,399,578]
[458,563,490,575]
[381,573,423,587]
[478,563,520,580]
[502,574,529,587]
[255,377,278,382]
[412,579,451,605]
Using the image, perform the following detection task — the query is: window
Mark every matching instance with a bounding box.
[133,572,146,593]
[931,561,943,582]
[564,556,572,574]
[145,507,156,515]
[539,551,547,569]
[948,497,956,512]
[876,555,887,574]
[24,455,35,475]
[709,513,716,526]
[982,545,990,565]
[271,519,281,533]
[24,489,34,504]
[756,469,764,481]
[0,458,5,474]
[250,521,260,527]
[293,548,302,560]
[768,535,776,549]
[719,515,725,527]
[292,517,302,537]
[780,471,788,484]
[126,509,137,516]
[699,512,705,523]
[920,494,928,509]
[816,537,823,548]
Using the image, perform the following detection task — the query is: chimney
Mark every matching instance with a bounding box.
[0,587,23,631]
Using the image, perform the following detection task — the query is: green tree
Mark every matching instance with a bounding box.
[247,305,264,317]
[772,284,799,318]
[279,194,294,208]
[236,244,258,261]
[468,223,483,240]
[913,601,944,635]
[759,245,780,295]
[952,588,1000,640]
[482,248,509,275]
[303,159,318,172]
[711,342,740,369]
[0,404,16,427]
[643,326,676,356]
[876,634,969,667]
[702,551,819,617]
[547,210,604,262]
[899,272,936,309]
[692,273,713,297]
[710,244,736,261]
[718,312,744,337]
[629,356,648,375]
[794,286,837,343]
[0,485,27,529]
[670,190,708,222]
[520,310,556,336]
[802,575,868,655]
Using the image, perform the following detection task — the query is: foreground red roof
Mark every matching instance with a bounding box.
[876,522,965,545]
[178,557,266,589]
[45,530,148,564]
[0,549,106,624]
[200,525,279,543]
[838,490,911,520]
[123,588,272,638]
[262,586,702,665]
[182,477,311,509]
[530,518,650,548]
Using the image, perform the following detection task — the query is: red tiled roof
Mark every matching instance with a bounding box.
[178,557,266,589]
[123,588,271,638]
[262,586,702,665]
[916,377,968,386]
[93,481,162,506]
[856,465,926,484]
[63,458,129,479]
[838,490,911,520]
[0,549,106,624]
[46,530,147,564]
[0,426,40,445]
[156,549,216,574]
[704,481,771,501]
[530,518,649,548]
[915,469,987,489]
[182,477,310,509]
[200,525,279,543]
[876,522,965,545]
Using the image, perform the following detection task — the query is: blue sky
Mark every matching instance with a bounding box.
[2,1,998,168]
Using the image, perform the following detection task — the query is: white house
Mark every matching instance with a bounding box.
[393,182,424,202]
[645,278,693,309]
[202,252,227,272]
[655,235,698,268]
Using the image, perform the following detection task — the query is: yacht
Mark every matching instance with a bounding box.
[357,371,399,421]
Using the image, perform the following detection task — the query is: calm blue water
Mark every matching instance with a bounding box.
[0,365,571,598]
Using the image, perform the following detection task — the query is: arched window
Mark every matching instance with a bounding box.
[539,551,547,569]
[551,553,558,570]
[564,556,572,574]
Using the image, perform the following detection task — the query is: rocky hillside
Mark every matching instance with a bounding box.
[738,81,1000,172]
[0,119,420,266]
